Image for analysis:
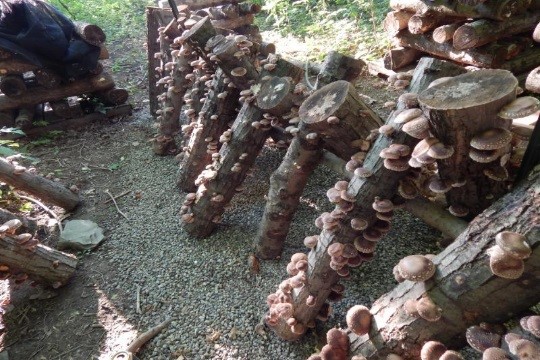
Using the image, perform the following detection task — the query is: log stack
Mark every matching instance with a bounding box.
[0,22,130,134]
[383,0,540,78]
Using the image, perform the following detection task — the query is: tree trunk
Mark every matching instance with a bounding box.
[349,167,540,359]
[0,209,37,234]
[432,22,463,43]
[419,69,518,216]
[73,22,106,46]
[176,68,239,192]
[0,73,115,111]
[384,11,414,37]
[0,230,78,288]
[266,58,467,341]
[383,47,422,71]
[452,12,540,50]
[525,65,540,93]
[0,75,26,97]
[0,158,80,210]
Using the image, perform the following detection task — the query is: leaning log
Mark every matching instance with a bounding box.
[525,65,540,93]
[0,227,78,288]
[0,158,80,210]
[349,166,540,359]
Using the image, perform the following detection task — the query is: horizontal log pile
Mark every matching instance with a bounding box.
[383,0,540,78]
[0,21,128,134]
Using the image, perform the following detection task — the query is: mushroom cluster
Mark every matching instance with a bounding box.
[0,220,37,285]
[307,328,349,360]
[521,316,540,338]
[487,231,531,279]
[404,295,442,322]
[387,71,413,90]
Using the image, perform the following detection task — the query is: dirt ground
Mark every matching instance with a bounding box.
[0,32,404,359]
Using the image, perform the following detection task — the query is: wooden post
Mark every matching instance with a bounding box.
[349,167,540,359]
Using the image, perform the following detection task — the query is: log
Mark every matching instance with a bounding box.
[176,68,239,191]
[0,72,116,111]
[383,47,422,71]
[419,70,518,216]
[0,208,38,234]
[259,42,276,57]
[210,36,259,89]
[0,229,78,288]
[259,56,305,84]
[501,46,540,74]
[73,21,106,46]
[383,10,414,37]
[15,107,35,130]
[432,22,463,43]
[208,2,261,20]
[265,58,468,341]
[94,87,129,106]
[389,0,531,21]
[315,51,366,87]
[0,59,38,75]
[172,0,239,11]
[516,116,540,182]
[349,166,540,359]
[396,31,514,68]
[49,98,84,119]
[525,65,540,93]
[211,14,254,30]
[0,158,80,210]
[34,68,63,89]
[0,75,26,97]
[256,77,303,116]
[146,7,167,115]
[452,12,540,50]
[408,12,443,34]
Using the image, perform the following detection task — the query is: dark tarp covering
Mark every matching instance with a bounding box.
[0,0,100,78]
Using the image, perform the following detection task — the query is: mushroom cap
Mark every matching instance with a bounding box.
[335,180,349,191]
[384,158,410,172]
[504,333,523,345]
[495,231,531,259]
[351,218,369,231]
[363,227,383,242]
[439,350,464,360]
[231,67,247,76]
[508,339,540,359]
[354,237,376,253]
[412,137,439,158]
[393,264,405,283]
[408,156,423,168]
[498,96,540,119]
[346,305,372,336]
[397,255,436,282]
[307,355,322,360]
[379,124,395,136]
[304,235,319,249]
[421,341,447,360]
[466,325,501,352]
[470,128,512,151]
[389,143,411,157]
[403,299,419,317]
[351,356,368,360]
[483,166,509,181]
[427,142,454,159]
[373,219,391,233]
[482,347,509,360]
[469,148,501,163]
[416,296,442,322]
[347,254,364,267]
[376,210,394,221]
[448,204,469,217]
[398,93,419,108]
[328,243,344,257]
[326,328,349,351]
[523,316,540,338]
[403,116,430,139]
[354,167,373,178]
[319,344,347,360]
[372,198,394,213]
[380,147,401,160]
[489,245,525,279]
[395,108,423,124]
[342,244,358,258]
[428,177,452,194]
[398,179,418,199]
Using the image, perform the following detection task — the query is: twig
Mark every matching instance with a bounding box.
[304,60,316,90]
[105,190,128,220]
[15,193,63,234]
[136,285,141,314]
[126,319,171,353]
[104,190,131,204]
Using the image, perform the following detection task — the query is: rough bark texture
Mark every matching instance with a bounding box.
[0,59,38,75]
[452,12,540,50]
[259,57,305,84]
[0,231,78,288]
[210,37,259,90]
[349,167,540,359]
[177,68,239,192]
[408,57,467,101]
[316,51,366,86]
[172,0,238,11]
[432,22,463,43]
[383,47,422,71]
[525,65,540,93]
[0,73,115,111]
[419,69,518,216]
[383,10,414,37]
[266,58,467,341]
[0,158,80,210]
[256,76,302,116]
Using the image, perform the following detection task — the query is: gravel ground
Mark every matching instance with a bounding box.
[88,114,444,359]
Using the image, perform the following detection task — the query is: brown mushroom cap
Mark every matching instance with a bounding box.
[380,147,401,160]
[482,347,510,360]
[404,298,419,317]
[398,93,419,108]
[498,96,540,119]
[416,296,442,322]
[351,218,369,231]
[469,148,501,163]
[354,167,373,178]
[428,142,455,159]
[395,108,423,124]
[372,198,394,213]
[346,305,372,336]
[403,116,430,139]
[429,177,452,194]
[304,235,319,249]
[384,158,410,172]
[393,264,405,283]
[389,143,411,157]
[466,325,501,353]
[421,341,447,360]
[439,350,464,360]
[488,245,525,279]
[320,344,347,360]
[483,166,509,181]
[508,339,540,359]
[448,204,469,217]
[326,328,349,351]
[412,137,439,158]
[328,243,344,257]
[397,255,436,282]
[231,67,247,77]
[363,227,383,242]
[470,128,512,151]
[398,179,418,199]
[354,237,376,253]
[351,356,368,360]
[495,231,531,259]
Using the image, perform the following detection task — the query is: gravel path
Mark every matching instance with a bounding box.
[91,117,442,359]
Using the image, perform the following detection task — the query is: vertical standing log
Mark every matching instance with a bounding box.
[265,58,467,341]
[418,70,518,216]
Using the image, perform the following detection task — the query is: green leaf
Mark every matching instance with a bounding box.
[108,163,120,171]
[0,145,19,157]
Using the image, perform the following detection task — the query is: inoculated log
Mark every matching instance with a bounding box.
[419,70,518,216]
[395,31,513,68]
[383,10,414,37]
[0,209,37,234]
[432,22,463,43]
[15,107,35,130]
[0,158,80,210]
[501,46,540,74]
[526,66,540,93]
[209,36,259,89]
[389,0,531,21]
[0,228,78,288]
[259,56,305,84]
[316,51,366,87]
[0,75,26,97]
[266,58,467,341]
[516,117,540,182]
[146,7,168,115]
[181,103,266,237]
[177,68,239,191]
[0,72,115,111]
[73,22,106,46]
[383,47,422,71]
[94,87,129,106]
[34,68,63,88]
[349,167,540,359]
[452,12,540,50]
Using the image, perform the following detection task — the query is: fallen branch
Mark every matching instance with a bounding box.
[110,319,173,359]
[104,190,131,204]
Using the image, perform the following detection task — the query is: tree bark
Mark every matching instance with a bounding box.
[0,158,80,210]
[73,22,106,46]
[419,70,518,216]
[349,167,540,359]
[515,116,540,182]
[0,209,38,234]
[432,22,463,43]
[525,65,540,93]
[49,99,84,119]
[0,75,26,97]
[0,230,78,288]
[383,47,422,71]
[384,10,414,37]
[211,14,254,30]
[94,87,129,106]
[500,46,540,74]
[266,58,467,341]
[452,12,540,50]
[256,76,303,116]
[34,68,63,88]
[259,56,305,85]
[210,37,259,89]
[315,51,366,86]
[0,73,115,111]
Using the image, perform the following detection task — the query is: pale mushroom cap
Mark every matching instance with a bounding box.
[402,116,430,139]
[412,137,439,158]
[508,339,540,359]
[421,341,447,360]
[495,231,531,259]
[489,245,525,279]
[439,350,464,360]
[389,143,411,157]
[380,147,401,160]
[498,96,540,119]
[482,347,509,360]
[354,167,373,178]
[346,305,372,336]
[448,204,469,217]
[395,108,423,124]
[429,177,452,194]
[351,218,369,231]
[470,128,512,151]
[354,236,376,253]
[397,255,436,281]
[398,92,418,108]
[416,296,442,322]
[523,316,540,338]
[466,325,501,352]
